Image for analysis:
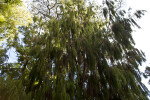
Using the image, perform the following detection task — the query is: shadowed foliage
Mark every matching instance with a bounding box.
[0,0,149,100]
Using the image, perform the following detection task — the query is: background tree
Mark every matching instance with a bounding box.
[0,0,32,41]
[144,66,150,84]
[0,0,32,99]
[0,0,149,100]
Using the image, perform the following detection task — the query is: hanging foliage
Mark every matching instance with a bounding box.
[0,0,149,100]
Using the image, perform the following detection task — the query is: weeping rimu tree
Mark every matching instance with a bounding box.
[0,0,149,100]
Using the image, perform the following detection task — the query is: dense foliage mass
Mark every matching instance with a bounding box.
[0,0,149,100]
[0,0,32,41]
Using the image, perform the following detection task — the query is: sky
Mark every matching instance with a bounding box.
[7,0,150,90]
